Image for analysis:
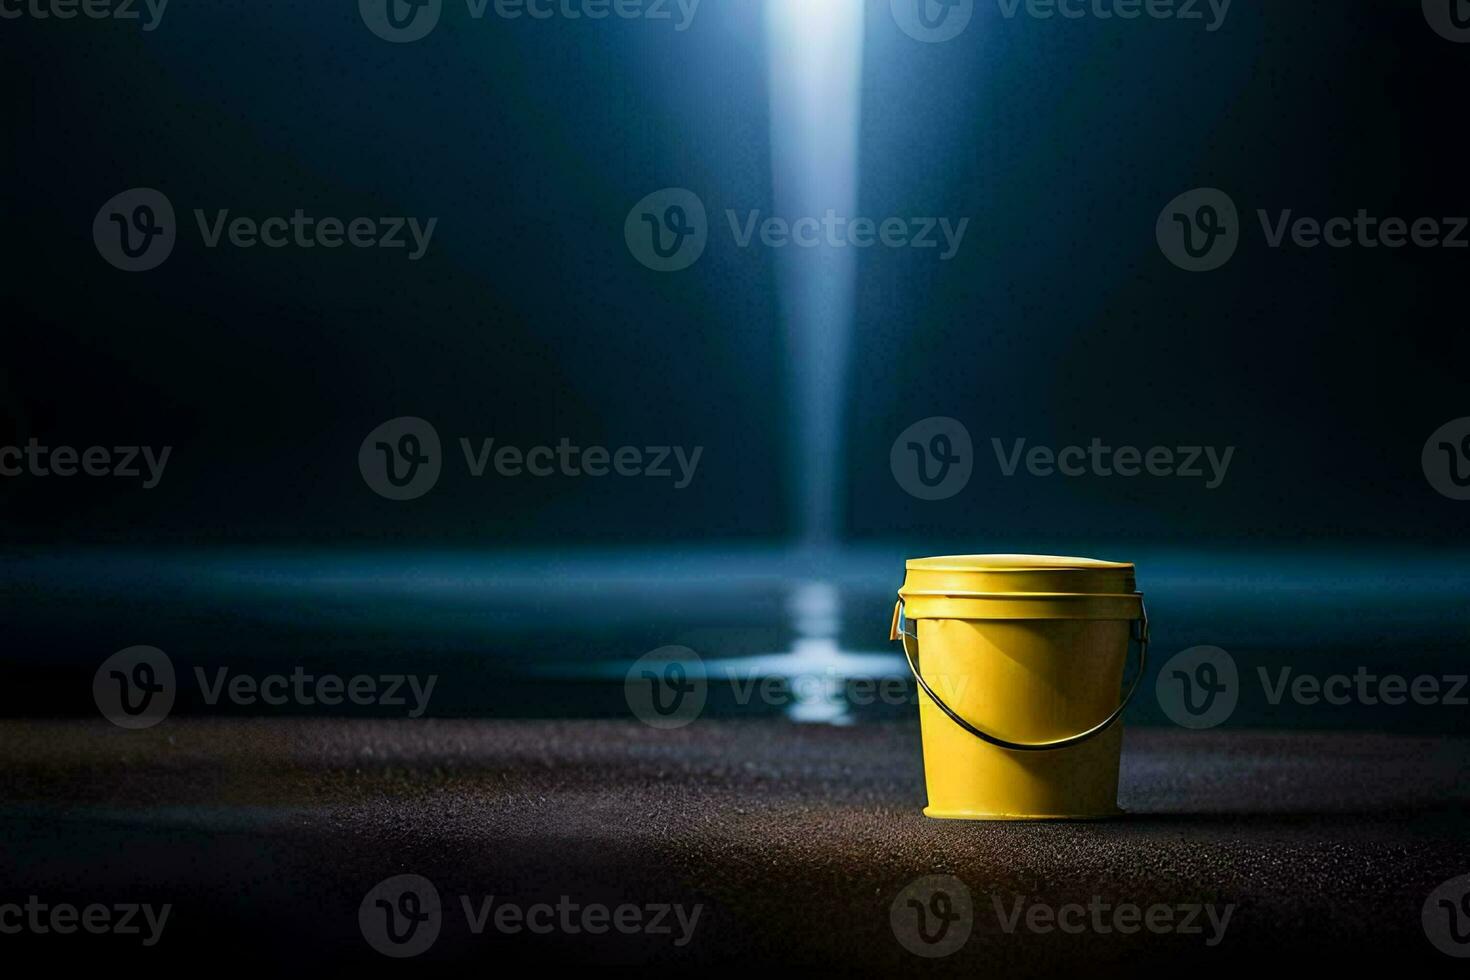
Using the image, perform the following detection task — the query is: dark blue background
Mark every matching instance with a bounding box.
[4,0,1464,546]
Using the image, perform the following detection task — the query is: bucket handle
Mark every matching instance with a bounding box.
[891,597,1149,753]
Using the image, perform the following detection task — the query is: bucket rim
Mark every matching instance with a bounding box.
[897,589,1141,600]
[904,554,1133,571]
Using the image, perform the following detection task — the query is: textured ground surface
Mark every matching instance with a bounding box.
[2,720,1468,973]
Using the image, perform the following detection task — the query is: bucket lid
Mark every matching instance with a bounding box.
[900,554,1136,599]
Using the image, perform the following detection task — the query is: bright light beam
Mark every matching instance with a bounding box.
[765,0,865,552]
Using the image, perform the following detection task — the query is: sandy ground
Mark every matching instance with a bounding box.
[1,719,1467,973]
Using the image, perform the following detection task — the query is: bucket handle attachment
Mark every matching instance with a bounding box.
[891,597,1149,753]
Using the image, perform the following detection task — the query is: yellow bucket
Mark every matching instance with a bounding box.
[889,554,1148,820]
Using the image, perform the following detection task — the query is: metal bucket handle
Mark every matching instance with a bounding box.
[892,597,1148,752]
